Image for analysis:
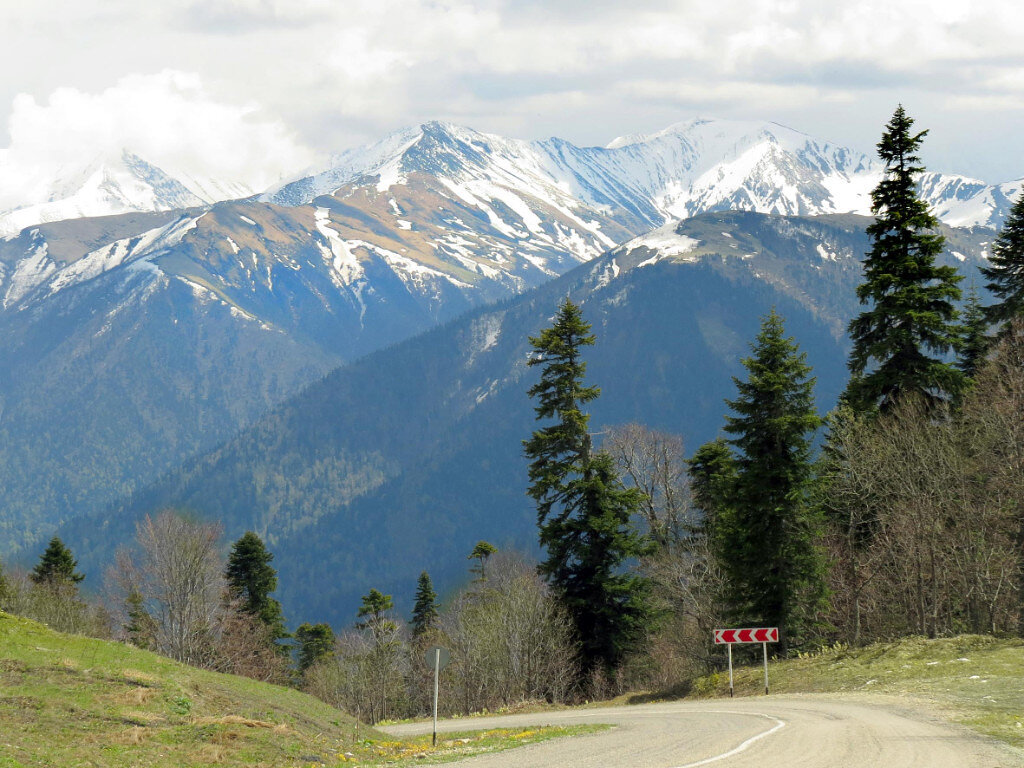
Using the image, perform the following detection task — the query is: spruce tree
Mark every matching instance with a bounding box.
[225,531,287,645]
[410,571,439,639]
[720,309,824,652]
[295,622,335,673]
[846,105,964,412]
[30,537,84,586]
[981,192,1024,327]
[957,283,990,381]
[524,298,652,675]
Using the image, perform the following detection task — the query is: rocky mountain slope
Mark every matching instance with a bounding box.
[58,210,993,626]
[1,117,1016,562]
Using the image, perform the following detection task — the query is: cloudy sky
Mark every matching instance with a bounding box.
[1,0,1022,194]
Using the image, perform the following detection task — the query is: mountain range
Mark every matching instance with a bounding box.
[0,117,1015,624]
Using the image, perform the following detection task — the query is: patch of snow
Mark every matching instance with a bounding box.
[240,215,257,226]
[314,207,364,287]
[225,236,240,254]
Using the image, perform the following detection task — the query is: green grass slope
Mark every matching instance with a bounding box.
[0,611,369,767]
[0,611,595,767]
[688,635,1024,749]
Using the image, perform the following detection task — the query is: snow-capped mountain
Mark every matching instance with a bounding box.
[266,118,1019,235]
[0,149,254,237]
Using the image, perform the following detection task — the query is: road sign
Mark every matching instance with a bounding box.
[426,646,450,746]
[712,628,779,697]
[713,627,778,644]
[424,646,451,670]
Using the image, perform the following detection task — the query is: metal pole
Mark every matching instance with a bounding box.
[432,648,440,746]
[763,642,769,695]
[728,643,734,698]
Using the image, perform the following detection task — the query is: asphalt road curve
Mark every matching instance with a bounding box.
[381,694,1024,767]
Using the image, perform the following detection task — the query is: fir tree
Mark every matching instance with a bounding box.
[123,589,157,650]
[957,283,990,381]
[295,622,335,673]
[410,571,439,639]
[687,438,737,538]
[720,309,824,652]
[225,531,288,645]
[30,537,84,586]
[846,105,964,412]
[467,541,497,581]
[524,298,652,675]
[981,192,1024,327]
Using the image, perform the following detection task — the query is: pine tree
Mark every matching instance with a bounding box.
[295,622,335,673]
[720,309,824,652]
[467,541,497,581]
[524,298,652,675]
[410,571,439,639]
[981,192,1024,327]
[356,588,394,631]
[846,105,964,412]
[30,537,84,586]
[225,531,288,645]
[957,283,990,381]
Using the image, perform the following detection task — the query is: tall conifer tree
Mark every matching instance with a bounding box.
[225,531,288,645]
[524,298,651,675]
[981,192,1024,327]
[720,309,824,652]
[846,105,964,411]
[410,571,439,639]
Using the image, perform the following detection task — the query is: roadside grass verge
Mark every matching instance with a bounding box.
[684,634,1024,747]
[0,611,598,767]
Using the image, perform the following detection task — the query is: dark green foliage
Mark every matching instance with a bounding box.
[123,589,157,650]
[295,622,335,673]
[467,541,498,581]
[30,537,84,586]
[982,192,1024,327]
[524,298,653,674]
[687,438,737,538]
[357,588,394,629]
[846,106,964,412]
[719,310,825,652]
[225,531,288,645]
[410,571,439,639]
[957,284,991,381]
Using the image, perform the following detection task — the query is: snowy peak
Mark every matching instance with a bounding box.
[0,149,253,237]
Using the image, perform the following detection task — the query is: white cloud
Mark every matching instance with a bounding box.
[0,70,315,210]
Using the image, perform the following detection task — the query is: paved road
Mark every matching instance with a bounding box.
[381,694,1024,767]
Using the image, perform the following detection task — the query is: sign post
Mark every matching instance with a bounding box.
[424,646,450,746]
[713,628,778,696]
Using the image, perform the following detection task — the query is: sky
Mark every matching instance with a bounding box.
[1,0,1023,198]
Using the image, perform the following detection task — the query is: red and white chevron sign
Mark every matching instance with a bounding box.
[713,627,779,644]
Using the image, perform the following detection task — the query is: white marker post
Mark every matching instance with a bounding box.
[728,643,734,698]
[763,642,769,695]
[424,646,450,747]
